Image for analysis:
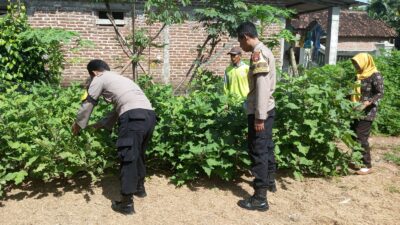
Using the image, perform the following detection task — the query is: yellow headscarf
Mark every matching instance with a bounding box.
[350,53,379,102]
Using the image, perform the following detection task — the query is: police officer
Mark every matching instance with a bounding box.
[71,59,156,215]
[236,22,277,211]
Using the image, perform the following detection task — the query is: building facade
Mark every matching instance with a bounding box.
[0,0,283,86]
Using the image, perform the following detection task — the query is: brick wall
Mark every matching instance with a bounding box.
[26,1,284,86]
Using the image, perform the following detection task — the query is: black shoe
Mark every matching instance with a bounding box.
[112,200,134,215]
[111,194,134,215]
[268,184,277,193]
[237,196,269,211]
[134,179,147,198]
[133,189,147,198]
[267,173,277,193]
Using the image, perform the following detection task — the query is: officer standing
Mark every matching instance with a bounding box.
[71,59,156,215]
[224,46,249,99]
[236,22,277,211]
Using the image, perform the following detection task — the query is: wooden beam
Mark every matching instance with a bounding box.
[285,2,305,8]
[299,0,347,6]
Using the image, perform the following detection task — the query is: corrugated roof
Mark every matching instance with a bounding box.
[280,0,368,14]
[290,10,397,38]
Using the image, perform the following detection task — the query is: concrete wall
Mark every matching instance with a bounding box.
[338,37,394,52]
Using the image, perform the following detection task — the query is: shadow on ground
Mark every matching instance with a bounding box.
[0,167,296,205]
[182,169,295,198]
[0,173,95,204]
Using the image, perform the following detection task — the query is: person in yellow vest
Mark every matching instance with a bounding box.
[224,46,249,99]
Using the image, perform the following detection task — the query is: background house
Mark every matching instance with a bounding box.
[290,10,397,66]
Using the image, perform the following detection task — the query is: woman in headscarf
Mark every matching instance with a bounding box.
[350,53,384,175]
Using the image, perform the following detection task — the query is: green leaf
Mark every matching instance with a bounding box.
[294,142,310,155]
[206,158,220,167]
[286,103,300,109]
[223,149,236,156]
[25,156,39,168]
[4,171,28,185]
[59,152,73,159]
[299,158,313,166]
[8,141,21,149]
[293,171,304,181]
[34,163,47,173]
[14,171,28,185]
[202,166,212,177]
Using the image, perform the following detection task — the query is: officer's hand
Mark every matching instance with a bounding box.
[255,119,265,132]
[72,122,81,136]
[89,122,103,130]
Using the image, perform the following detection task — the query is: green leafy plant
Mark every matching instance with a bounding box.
[1,59,389,194]
[139,65,363,184]
[0,1,90,88]
[241,5,296,48]
[372,51,400,135]
[139,72,250,185]
[275,66,362,179]
[0,84,116,196]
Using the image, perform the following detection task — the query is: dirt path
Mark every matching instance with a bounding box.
[1,136,399,225]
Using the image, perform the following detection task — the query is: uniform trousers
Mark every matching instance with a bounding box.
[116,108,156,195]
[247,108,276,190]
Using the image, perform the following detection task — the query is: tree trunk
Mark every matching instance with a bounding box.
[289,46,299,77]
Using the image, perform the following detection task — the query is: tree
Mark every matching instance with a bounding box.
[0,0,90,88]
[174,0,296,91]
[97,0,191,81]
[368,0,400,34]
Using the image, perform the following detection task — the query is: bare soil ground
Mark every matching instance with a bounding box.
[1,136,399,225]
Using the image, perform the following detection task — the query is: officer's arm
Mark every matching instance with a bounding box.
[255,73,270,120]
[97,110,118,130]
[75,78,103,129]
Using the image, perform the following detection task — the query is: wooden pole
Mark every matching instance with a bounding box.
[131,0,137,81]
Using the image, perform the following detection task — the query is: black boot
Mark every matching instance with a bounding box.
[133,178,147,198]
[267,173,277,193]
[112,194,134,215]
[237,188,269,211]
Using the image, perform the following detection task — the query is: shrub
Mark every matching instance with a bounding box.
[0,2,89,88]
[141,68,362,184]
[0,84,115,196]
[274,66,361,179]
[2,51,398,195]
[373,51,400,135]
[139,73,250,185]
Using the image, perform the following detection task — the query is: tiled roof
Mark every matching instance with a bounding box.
[290,10,397,38]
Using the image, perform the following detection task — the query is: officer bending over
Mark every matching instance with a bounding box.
[71,59,156,215]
